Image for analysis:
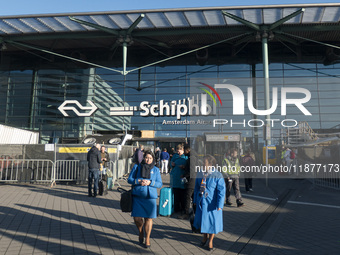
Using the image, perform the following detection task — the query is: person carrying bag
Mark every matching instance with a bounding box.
[118,168,138,212]
[127,150,162,248]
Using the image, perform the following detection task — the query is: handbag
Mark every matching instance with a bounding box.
[117,165,139,213]
[190,202,201,233]
[117,187,133,212]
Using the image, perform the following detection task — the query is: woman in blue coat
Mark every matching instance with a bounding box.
[128,150,163,248]
[193,155,225,251]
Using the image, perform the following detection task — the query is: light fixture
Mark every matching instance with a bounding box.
[255,32,261,41]
[195,48,209,66]
[0,42,7,51]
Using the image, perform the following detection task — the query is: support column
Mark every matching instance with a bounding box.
[262,33,270,187]
[251,64,258,151]
[123,42,128,76]
[262,33,271,145]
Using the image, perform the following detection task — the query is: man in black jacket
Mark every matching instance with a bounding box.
[87,143,102,197]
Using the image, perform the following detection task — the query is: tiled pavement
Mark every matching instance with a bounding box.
[0,174,339,255]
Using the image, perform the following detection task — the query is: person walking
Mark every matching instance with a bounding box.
[127,150,163,248]
[222,148,244,207]
[155,147,161,168]
[170,144,187,215]
[87,143,102,197]
[168,147,176,171]
[160,148,170,174]
[133,145,144,165]
[178,145,195,220]
[100,145,110,174]
[193,155,225,251]
[281,146,286,166]
[284,147,293,174]
[242,150,255,193]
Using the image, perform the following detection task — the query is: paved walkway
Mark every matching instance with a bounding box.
[0,174,339,255]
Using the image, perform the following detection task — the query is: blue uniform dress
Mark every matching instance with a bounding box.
[170,153,187,189]
[193,170,225,234]
[128,164,163,218]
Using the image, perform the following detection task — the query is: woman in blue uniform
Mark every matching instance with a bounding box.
[128,150,162,248]
[193,155,225,251]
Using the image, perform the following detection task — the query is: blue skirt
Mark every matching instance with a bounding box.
[131,196,157,218]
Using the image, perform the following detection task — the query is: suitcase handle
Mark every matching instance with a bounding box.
[117,187,129,193]
[162,199,169,208]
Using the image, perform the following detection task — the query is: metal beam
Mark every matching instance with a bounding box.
[127,14,145,35]
[274,33,300,46]
[69,16,120,36]
[222,10,260,31]
[127,32,251,74]
[269,8,305,31]
[277,31,340,50]
[233,34,255,46]
[134,37,170,48]
[8,40,123,74]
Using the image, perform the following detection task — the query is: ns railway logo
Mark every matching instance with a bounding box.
[58,83,312,126]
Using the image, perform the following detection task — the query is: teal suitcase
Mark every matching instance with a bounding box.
[159,187,174,216]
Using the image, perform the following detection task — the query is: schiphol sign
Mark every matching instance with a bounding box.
[58,83,312,128]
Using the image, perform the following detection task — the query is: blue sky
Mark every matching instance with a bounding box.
[1,0,339,16]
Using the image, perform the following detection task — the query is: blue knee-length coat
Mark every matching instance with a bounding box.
[193,170,225,234]
[127,164,163,218]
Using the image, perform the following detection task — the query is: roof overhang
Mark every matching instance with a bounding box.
[1,4,340,72]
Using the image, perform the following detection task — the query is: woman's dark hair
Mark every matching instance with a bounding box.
[143,150,155,159]
[203,154,216,166]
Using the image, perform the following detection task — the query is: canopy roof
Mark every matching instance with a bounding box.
[1,3,340,71]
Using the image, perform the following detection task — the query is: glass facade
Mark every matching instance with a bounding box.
[1,62,340,145]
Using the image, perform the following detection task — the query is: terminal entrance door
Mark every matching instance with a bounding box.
[204,133,242,165]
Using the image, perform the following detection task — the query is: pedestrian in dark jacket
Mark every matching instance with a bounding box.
[155,147,161,168]
[178,145,195,219]
[242,150,255,193]
[87,144,102,197]
[133,145,144,165]
[160,148,170,174]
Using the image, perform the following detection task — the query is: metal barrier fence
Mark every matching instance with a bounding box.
[0,159,54,184]
[313,165,340,190]
[110,158,134,187]
[1,158,133,187]
[54,160,80,182]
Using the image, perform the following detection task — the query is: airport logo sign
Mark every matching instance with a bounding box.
[58,83,312,125]
[110,82,222,119]
[58,100,98,117]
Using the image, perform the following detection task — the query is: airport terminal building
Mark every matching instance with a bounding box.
[1,3,340,150]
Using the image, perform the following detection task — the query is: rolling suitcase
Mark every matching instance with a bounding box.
[98,173,108,196]
[107,177,113,190]
[159,187,174,216]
